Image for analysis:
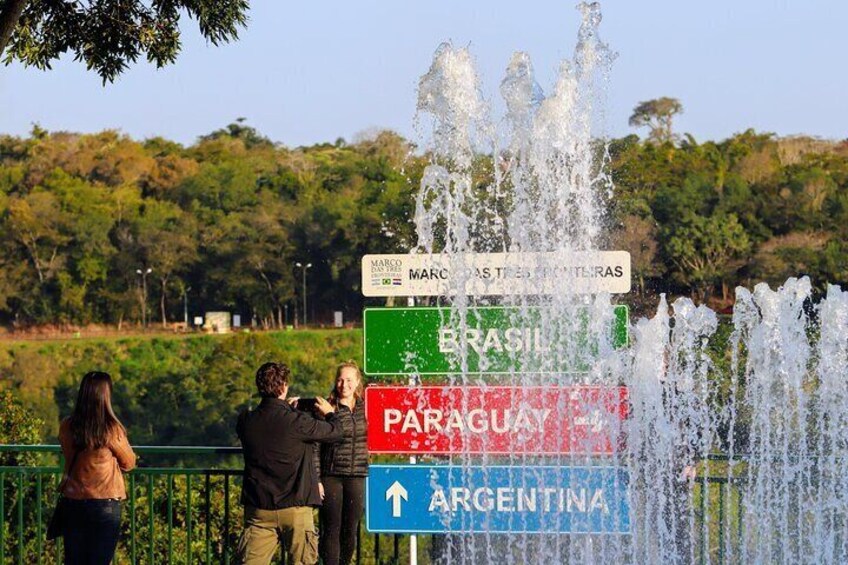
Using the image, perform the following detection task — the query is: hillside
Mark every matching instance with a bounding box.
[0,329,363,444]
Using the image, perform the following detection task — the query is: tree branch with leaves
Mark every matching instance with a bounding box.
[629,97,684,144]
[0,0,249,83]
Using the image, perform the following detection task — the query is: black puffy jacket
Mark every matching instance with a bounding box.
[320,401,369,478]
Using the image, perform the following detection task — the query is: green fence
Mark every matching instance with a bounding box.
[0,445,419,565]
[1,446,742,564]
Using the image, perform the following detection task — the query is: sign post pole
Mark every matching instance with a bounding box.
[406,297,418,565]
[408,454,417,565]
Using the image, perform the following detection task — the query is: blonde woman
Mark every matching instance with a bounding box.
[318,361,369,565]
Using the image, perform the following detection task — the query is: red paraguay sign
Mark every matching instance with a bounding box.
[365,386,629,455]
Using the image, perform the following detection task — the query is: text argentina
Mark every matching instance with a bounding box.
[429,486,610,514]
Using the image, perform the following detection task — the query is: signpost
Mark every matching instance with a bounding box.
[367,465,630,534]
[363,305,629,375]
[359,250,634,553]
[361,251,631,297]
[366,386,629,455]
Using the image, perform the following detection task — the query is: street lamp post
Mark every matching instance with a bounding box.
[136,267,153,328]
[183,286,191,326]
[294,262,312,327]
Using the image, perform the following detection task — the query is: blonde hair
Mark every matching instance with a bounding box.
[328,360,364,407]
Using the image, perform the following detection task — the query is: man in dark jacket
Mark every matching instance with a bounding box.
[236,362,343,565]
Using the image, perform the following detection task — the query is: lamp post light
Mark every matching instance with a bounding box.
[182,286,191,326]
[294,262,312,327]
[136,267,153,328]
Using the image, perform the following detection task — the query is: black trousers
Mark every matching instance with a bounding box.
[319,476,365,565]
[63,499,122,565]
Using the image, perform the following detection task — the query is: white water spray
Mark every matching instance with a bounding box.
[410,3,848,564]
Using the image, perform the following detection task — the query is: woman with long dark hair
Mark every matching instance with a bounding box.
[318,361,369,565]
[58,371,136,564]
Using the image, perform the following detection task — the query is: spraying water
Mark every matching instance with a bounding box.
[409,3,848,564]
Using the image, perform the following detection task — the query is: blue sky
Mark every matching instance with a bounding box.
[1,0,845,147]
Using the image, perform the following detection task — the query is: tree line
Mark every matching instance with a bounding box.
[0,123,846,328]
[609,129,848,305]
[0,124,418,328]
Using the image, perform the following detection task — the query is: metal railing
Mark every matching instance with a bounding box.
[1,445,741,564]
[0,445,413,565]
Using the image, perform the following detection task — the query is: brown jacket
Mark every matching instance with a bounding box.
[58,418,137,500]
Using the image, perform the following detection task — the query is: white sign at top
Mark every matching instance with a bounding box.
[361,251,631,297]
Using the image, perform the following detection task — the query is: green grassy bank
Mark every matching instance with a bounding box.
[0,329,363,445]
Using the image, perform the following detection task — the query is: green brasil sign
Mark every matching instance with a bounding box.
[363,306,629,376]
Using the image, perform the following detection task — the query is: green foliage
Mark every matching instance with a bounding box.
[663,213,751,300]
[609,129,848,303]
[0,127,420,327]
[0,125,846,326]
[0,390,43,464]
[1,0,249,83]
[0,467,424,564]
[629,97,684,143]
[0,329,362,445]
[199,118,274,150]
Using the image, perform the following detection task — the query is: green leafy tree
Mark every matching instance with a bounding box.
[214,196,295,328]
[0,389,43,464]
[664,213,751,302]
[629,97,684,144]
[5,190,67,285]
[3,189,69,321]
[45,170,117,322]
[750,232,826,286]
[1,0,249,82]
[818,239,848,287]
[199,118,275,150]
[176,158,260,213]
[2,124,847,324]
[133,200,199,326]
[611,214,662,297]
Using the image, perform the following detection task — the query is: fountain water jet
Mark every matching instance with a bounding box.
[408,3,848,564]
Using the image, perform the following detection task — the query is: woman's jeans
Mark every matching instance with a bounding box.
[319,476,365,565]
[63,499,122,565]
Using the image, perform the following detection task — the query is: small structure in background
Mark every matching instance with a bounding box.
[233,314,242,328]
[193,316,204,327]
[334,311,343,328]
[203,312,231,334]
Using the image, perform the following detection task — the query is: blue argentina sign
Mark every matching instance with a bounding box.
[366,465,630,534]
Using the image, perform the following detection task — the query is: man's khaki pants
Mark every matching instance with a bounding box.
[237,505,319,565]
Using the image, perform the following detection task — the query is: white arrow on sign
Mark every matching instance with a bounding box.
[386,480,408,518]
[574,410,608,432]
